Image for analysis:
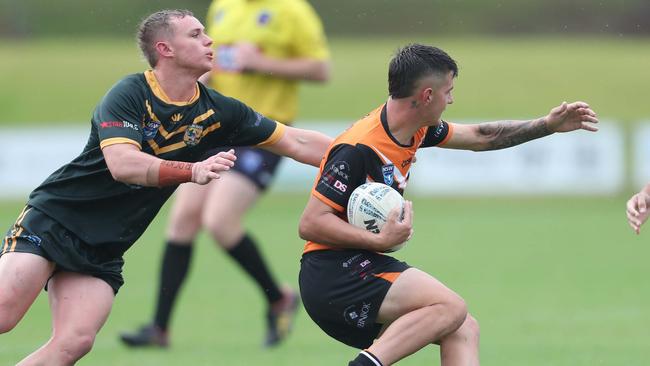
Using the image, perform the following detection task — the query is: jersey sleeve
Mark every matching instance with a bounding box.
[95,78,145,150]
[421,120,454,148]
[288,0,330,60]
[312,144,366,212]
[221,96,282,146]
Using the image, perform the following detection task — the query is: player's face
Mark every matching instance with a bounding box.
[428,71,455,124]
[168,16,214,74]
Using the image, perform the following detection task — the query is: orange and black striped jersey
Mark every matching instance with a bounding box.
[304,104,454,253]
[27,71,283,254]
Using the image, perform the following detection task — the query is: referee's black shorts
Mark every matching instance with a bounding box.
[299,249,410,349]
[202,146,282,190]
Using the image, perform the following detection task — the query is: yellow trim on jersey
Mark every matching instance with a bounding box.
[193,109,215,124]
[147,140,187,155]
[201,122,222,135]
[145,121,221,155]
[100,138,142,150]
[144,70,200,106]
[256,122,286,147]
[145,100,160,122]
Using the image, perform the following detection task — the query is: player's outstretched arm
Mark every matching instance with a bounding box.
[299,196,412,252]
[442,101,598,151]
[262,126,332,167]
[103,144,236,186]
[626,183,650,234]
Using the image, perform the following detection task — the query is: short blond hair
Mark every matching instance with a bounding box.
[137,9,194,67]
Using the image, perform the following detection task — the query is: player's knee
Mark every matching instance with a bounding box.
[460,314,480,341]
[0,316,19,334]
[56,332,96,362]
[440,294,468,332]
[0,304,21,334]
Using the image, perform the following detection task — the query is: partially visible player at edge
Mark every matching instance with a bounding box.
[120,0,330,348]
[626,183,650,234]
[0,9,331,366]
[298,44,598,366]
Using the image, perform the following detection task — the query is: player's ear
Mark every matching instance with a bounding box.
[155,41,174,58]
[421,87,434,104]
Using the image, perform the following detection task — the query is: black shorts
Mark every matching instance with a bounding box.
[1,206,124,294]
[202,146,282,190]
[299,249,410,349]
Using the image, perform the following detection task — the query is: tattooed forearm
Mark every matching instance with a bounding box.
[477,117,551,151]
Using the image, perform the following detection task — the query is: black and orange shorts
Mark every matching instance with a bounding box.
[1,206,124,294]
[299,249,410,349]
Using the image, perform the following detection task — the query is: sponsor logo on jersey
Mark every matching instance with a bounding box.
[382,164,394,186]
[100,121,139,131]
[257,10,272,25]
[401,157,413,168]
[333,180,347,192]
[331,161,350,180]
[183,124,204,146]
[143,121,161,140]
[433,121,446,138]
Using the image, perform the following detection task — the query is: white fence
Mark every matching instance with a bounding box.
[0,121,633,198]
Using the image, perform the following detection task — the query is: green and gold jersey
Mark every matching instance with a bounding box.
[206,0,329,123]
[27,70,284,254]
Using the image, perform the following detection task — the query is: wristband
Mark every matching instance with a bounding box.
[158,160,194,186]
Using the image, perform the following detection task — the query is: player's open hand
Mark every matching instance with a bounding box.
[545,101,599,133]
[192,149,237,185]
[377,201,413,252]
[626,191,650,234]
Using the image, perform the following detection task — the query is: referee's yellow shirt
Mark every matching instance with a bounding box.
[205,0,330,123]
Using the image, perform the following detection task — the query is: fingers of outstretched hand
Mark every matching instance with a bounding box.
[627,196,640,216]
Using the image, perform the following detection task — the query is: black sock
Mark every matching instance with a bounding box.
[348,351,384,366]
[226,233,282,304]
[153,241,193,331]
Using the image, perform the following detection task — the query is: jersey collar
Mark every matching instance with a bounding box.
[144,70,200,106]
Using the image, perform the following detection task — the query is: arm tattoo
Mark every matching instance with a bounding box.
[477,117,551,150]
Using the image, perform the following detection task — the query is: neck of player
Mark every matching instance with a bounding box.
[153,67,199,103]
[385,98,428,146]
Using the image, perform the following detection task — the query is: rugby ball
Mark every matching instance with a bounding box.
[346,182,406,252]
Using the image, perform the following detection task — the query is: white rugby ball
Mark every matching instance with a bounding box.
[346,182,406,252]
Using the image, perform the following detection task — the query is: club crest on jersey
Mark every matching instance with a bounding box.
[183,124,204,146]
[382,164,395,186]
[143,121,161,140]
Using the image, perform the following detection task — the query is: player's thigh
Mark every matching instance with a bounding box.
[48,271,114,337]
[0,252,54,326]
[166,182,212,240]
[202,171,261,228]
[377,267,465,324]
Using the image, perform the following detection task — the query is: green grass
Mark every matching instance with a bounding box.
[1,36,649,125]
[2,194,649,366]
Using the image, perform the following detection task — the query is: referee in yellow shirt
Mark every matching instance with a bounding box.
[120,0,330,348]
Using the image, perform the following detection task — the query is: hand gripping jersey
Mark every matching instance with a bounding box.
[27,70,284,255]
[205,0,330,123]
[304,104,454,253]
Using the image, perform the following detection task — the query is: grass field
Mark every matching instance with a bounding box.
[1,35,649,365]
[2,193,649,366]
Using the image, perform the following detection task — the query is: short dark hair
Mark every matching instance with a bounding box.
[388,44,458,98]
[137,9,194,68]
